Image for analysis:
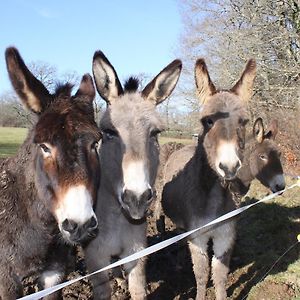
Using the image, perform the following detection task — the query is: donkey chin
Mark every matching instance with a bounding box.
[119,188,153,221]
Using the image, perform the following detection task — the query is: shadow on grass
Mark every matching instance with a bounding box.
[146,198,300,300]
[228,198,300,299]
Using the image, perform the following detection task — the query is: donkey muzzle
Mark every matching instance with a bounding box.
[219,161,241,180]
[120,188,153,220]
[61,216,98,244]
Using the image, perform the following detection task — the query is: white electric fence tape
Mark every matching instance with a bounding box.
[18,182,300,300]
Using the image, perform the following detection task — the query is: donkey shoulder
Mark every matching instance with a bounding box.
[163,144,196,184]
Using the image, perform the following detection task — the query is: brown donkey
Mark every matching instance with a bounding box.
[230,117,285,197]
[84,51,182,299]
[0,47,100,299]
[162,59,256,300]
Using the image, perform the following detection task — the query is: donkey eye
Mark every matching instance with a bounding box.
[259,154,267,161]
[103,129,118,140]
[39,143,51,153]
[150,129,161,137]
[91,141,99,151]
[202,117,214,128]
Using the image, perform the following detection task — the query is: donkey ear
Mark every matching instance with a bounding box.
[142,59,182,105]
[231,59,256,102]
[194,59,216,104]
[75,74,95,102]
[253,117,264,143]
[5,47,51,114]
[92,51,123,105]
[265,119,278,140]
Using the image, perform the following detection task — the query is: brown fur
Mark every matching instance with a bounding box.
[0,47,100,299]
[230,118,285,197]
[162,58,256,300]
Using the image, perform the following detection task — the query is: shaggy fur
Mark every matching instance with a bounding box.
[0,47,100,299]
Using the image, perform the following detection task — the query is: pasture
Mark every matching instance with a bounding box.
[0,127,28,158]
[1,127,299,299]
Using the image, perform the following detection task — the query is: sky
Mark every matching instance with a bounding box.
[0,0,182,93]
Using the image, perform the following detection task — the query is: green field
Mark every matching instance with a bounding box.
[0,127,28,158]
[0,127,193,158]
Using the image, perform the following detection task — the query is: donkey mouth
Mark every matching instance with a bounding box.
[118,197,148,221]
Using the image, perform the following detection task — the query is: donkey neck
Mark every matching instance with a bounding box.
[195,136,220,193]
[4,128,57,229]
[231,137,256,196]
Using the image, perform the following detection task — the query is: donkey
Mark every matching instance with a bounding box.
[155,118,285,236]
[230,117,285,197]
[0,47,100,299]
[84,51,182,299]
[161,58,256,300]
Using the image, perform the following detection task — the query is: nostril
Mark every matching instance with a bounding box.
[219,162,226,171]
[275,184,285,191]
[89,216,98,229]
[62,219,78,233]
[234,161,241,171]
[145,188,153,201]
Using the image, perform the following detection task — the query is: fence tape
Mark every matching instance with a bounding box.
[18,181,300,300]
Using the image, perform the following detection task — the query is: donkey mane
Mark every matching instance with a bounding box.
[54,83,74,98]
[124,77,139,93]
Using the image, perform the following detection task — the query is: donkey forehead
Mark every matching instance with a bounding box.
[202,91,247,118]
[34,103,99,144]
[257,140,279,154]
[101,94,164,131]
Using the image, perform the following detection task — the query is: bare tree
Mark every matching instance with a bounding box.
[28,61,58,91]
[177,0,300,168]
[178,0,300,116]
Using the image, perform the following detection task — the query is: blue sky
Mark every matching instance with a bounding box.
[0,0,182,92]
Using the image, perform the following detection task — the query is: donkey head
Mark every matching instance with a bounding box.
[250,118,285,192]
[195,59,256,180]
[6,47,101,244]
[93,51,182,220]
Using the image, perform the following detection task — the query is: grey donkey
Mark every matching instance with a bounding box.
[84,50,182,299]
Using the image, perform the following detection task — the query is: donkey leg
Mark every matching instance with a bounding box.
[39,242,74,300]
[212,222,236,300]
[85,251,111,300]
[124,258,147,300]
[39,270,64,300]
[188,237,210,300]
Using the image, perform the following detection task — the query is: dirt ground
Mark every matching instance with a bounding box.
[22,143,300,300]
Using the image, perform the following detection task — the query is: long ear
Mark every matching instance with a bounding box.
[253,117,264,143]
[194,59,216,104]
[265,119,278,140]
[5,47,51,113]
[231,59,256,102]
[75,74,95,102]
[142,59,182,105]
[92,51,123,105]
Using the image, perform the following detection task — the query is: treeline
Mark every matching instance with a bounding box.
[176,0,300,170]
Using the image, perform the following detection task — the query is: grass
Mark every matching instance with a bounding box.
[228,176,300,299]
[0,127,28,158]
